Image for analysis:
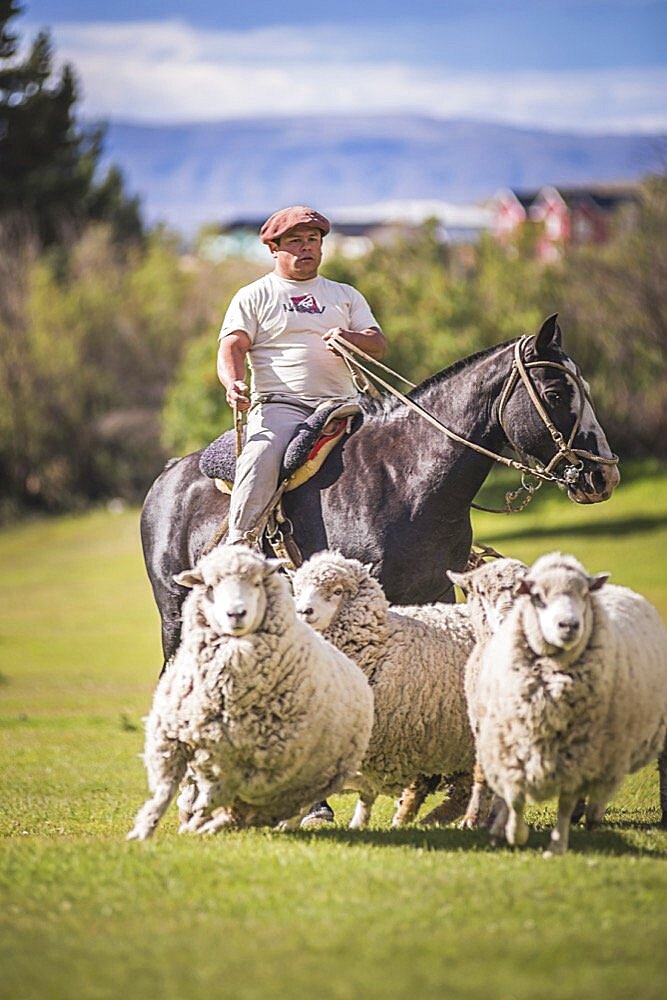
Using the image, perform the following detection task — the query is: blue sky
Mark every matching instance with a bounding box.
[20,1,667,131]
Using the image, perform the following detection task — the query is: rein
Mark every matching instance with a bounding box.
[328,333,619,514]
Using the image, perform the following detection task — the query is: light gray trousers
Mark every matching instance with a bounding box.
[227,394,350,542]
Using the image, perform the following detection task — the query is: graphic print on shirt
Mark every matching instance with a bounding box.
[284,294,325,315]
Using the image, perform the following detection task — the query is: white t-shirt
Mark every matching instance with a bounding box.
[219,272,379,401]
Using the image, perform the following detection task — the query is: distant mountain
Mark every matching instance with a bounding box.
[100,115,665,234]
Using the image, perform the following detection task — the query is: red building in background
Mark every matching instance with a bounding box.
[490,183,639,260]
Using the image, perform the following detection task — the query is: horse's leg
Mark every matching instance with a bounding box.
[156,583,185,676]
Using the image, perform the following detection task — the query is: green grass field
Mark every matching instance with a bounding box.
[1,463,666,1000]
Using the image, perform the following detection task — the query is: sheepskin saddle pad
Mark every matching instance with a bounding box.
[199,400,362,494]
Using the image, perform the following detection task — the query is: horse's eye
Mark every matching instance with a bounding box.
[545,389,565,405]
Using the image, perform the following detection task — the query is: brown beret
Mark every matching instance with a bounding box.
[260,206,331,245]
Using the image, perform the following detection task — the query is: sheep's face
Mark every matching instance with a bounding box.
[517,566,607,653]
[174,549,282,637]
[293,555,364,632]
[449,559,526,639]
[204,568,269,636]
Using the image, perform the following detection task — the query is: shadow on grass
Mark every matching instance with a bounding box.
[481,513,666,545]
[290,822,666,858]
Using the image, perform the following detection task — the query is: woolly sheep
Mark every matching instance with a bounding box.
[127,546,374,840]
[447,558,529,828]
[470,552,667,855]
[292,551,476,829]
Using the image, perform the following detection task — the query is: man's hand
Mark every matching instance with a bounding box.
[323,325,386,361]
[322,327,348,353]
[226,379,250,411]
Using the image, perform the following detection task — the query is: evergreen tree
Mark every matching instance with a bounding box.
[0,1,142,245]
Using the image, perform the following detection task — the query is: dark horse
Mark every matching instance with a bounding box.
[142,315,619,668]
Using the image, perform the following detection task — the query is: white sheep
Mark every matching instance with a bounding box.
[292,551,476,829]
[447,557,529,828]
[471,551,667,854]
[127,546,374,840]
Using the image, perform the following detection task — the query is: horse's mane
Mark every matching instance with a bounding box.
[358,336,519,420]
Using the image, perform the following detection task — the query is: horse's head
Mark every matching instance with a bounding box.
[498,314,620,504]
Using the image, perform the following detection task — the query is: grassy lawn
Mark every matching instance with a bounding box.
[1,464,666,1000]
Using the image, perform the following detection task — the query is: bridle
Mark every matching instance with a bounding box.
[330,332,619,512]
[498,336,620,485]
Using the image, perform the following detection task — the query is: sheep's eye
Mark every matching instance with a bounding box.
[531,593,546,609]
[333,586,344,597]
[206,586,215,602]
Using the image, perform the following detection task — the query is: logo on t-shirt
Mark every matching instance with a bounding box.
[284,294,325,315]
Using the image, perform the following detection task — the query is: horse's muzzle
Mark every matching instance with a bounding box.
[567,462,620,504]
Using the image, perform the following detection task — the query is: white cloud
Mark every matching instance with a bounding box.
[46,18,667,132]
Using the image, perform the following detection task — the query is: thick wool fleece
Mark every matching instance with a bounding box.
[292,554,476,798]
[131,548,373,836]
[474,565,667,814]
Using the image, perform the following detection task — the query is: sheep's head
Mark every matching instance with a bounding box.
[293,550,382,632]
[174,546,283,637]
[448,558,527,638]
[516,552,608,654]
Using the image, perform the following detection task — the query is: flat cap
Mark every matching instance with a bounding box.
[260,206,331,245]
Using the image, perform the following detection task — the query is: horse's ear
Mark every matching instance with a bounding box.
[534,313,561,353]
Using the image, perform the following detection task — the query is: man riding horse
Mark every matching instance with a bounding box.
[217,205,386,545]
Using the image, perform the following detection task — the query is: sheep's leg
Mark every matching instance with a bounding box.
[127,758,186,842]
[351,792,377,829]
[570,798,587,825]
[420,772,472,827]
[460,762,493,829]
[659,739,667,829]
[196,806,242,835]
[488,797,509,845]
[177,766,200,829]
[584,792,612,829]
[127,729,189,840]
[392,775,439,826]
[545,792,578,856]
[504,797,529,847]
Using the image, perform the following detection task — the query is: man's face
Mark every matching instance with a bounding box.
[271,225,323,280]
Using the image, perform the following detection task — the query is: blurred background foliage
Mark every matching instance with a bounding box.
[0,1,665,519]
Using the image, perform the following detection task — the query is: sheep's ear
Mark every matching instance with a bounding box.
[264,558,287,577]
[447,569,472,593]
[588,572,609,592]
[173,568,203,588]
[514,575,533,596]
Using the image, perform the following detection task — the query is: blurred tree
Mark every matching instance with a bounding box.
[0,1,142,246]
[558,173,667,456]
[0,226,205,512]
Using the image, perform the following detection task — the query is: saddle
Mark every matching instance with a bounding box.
[199,400,362,494]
